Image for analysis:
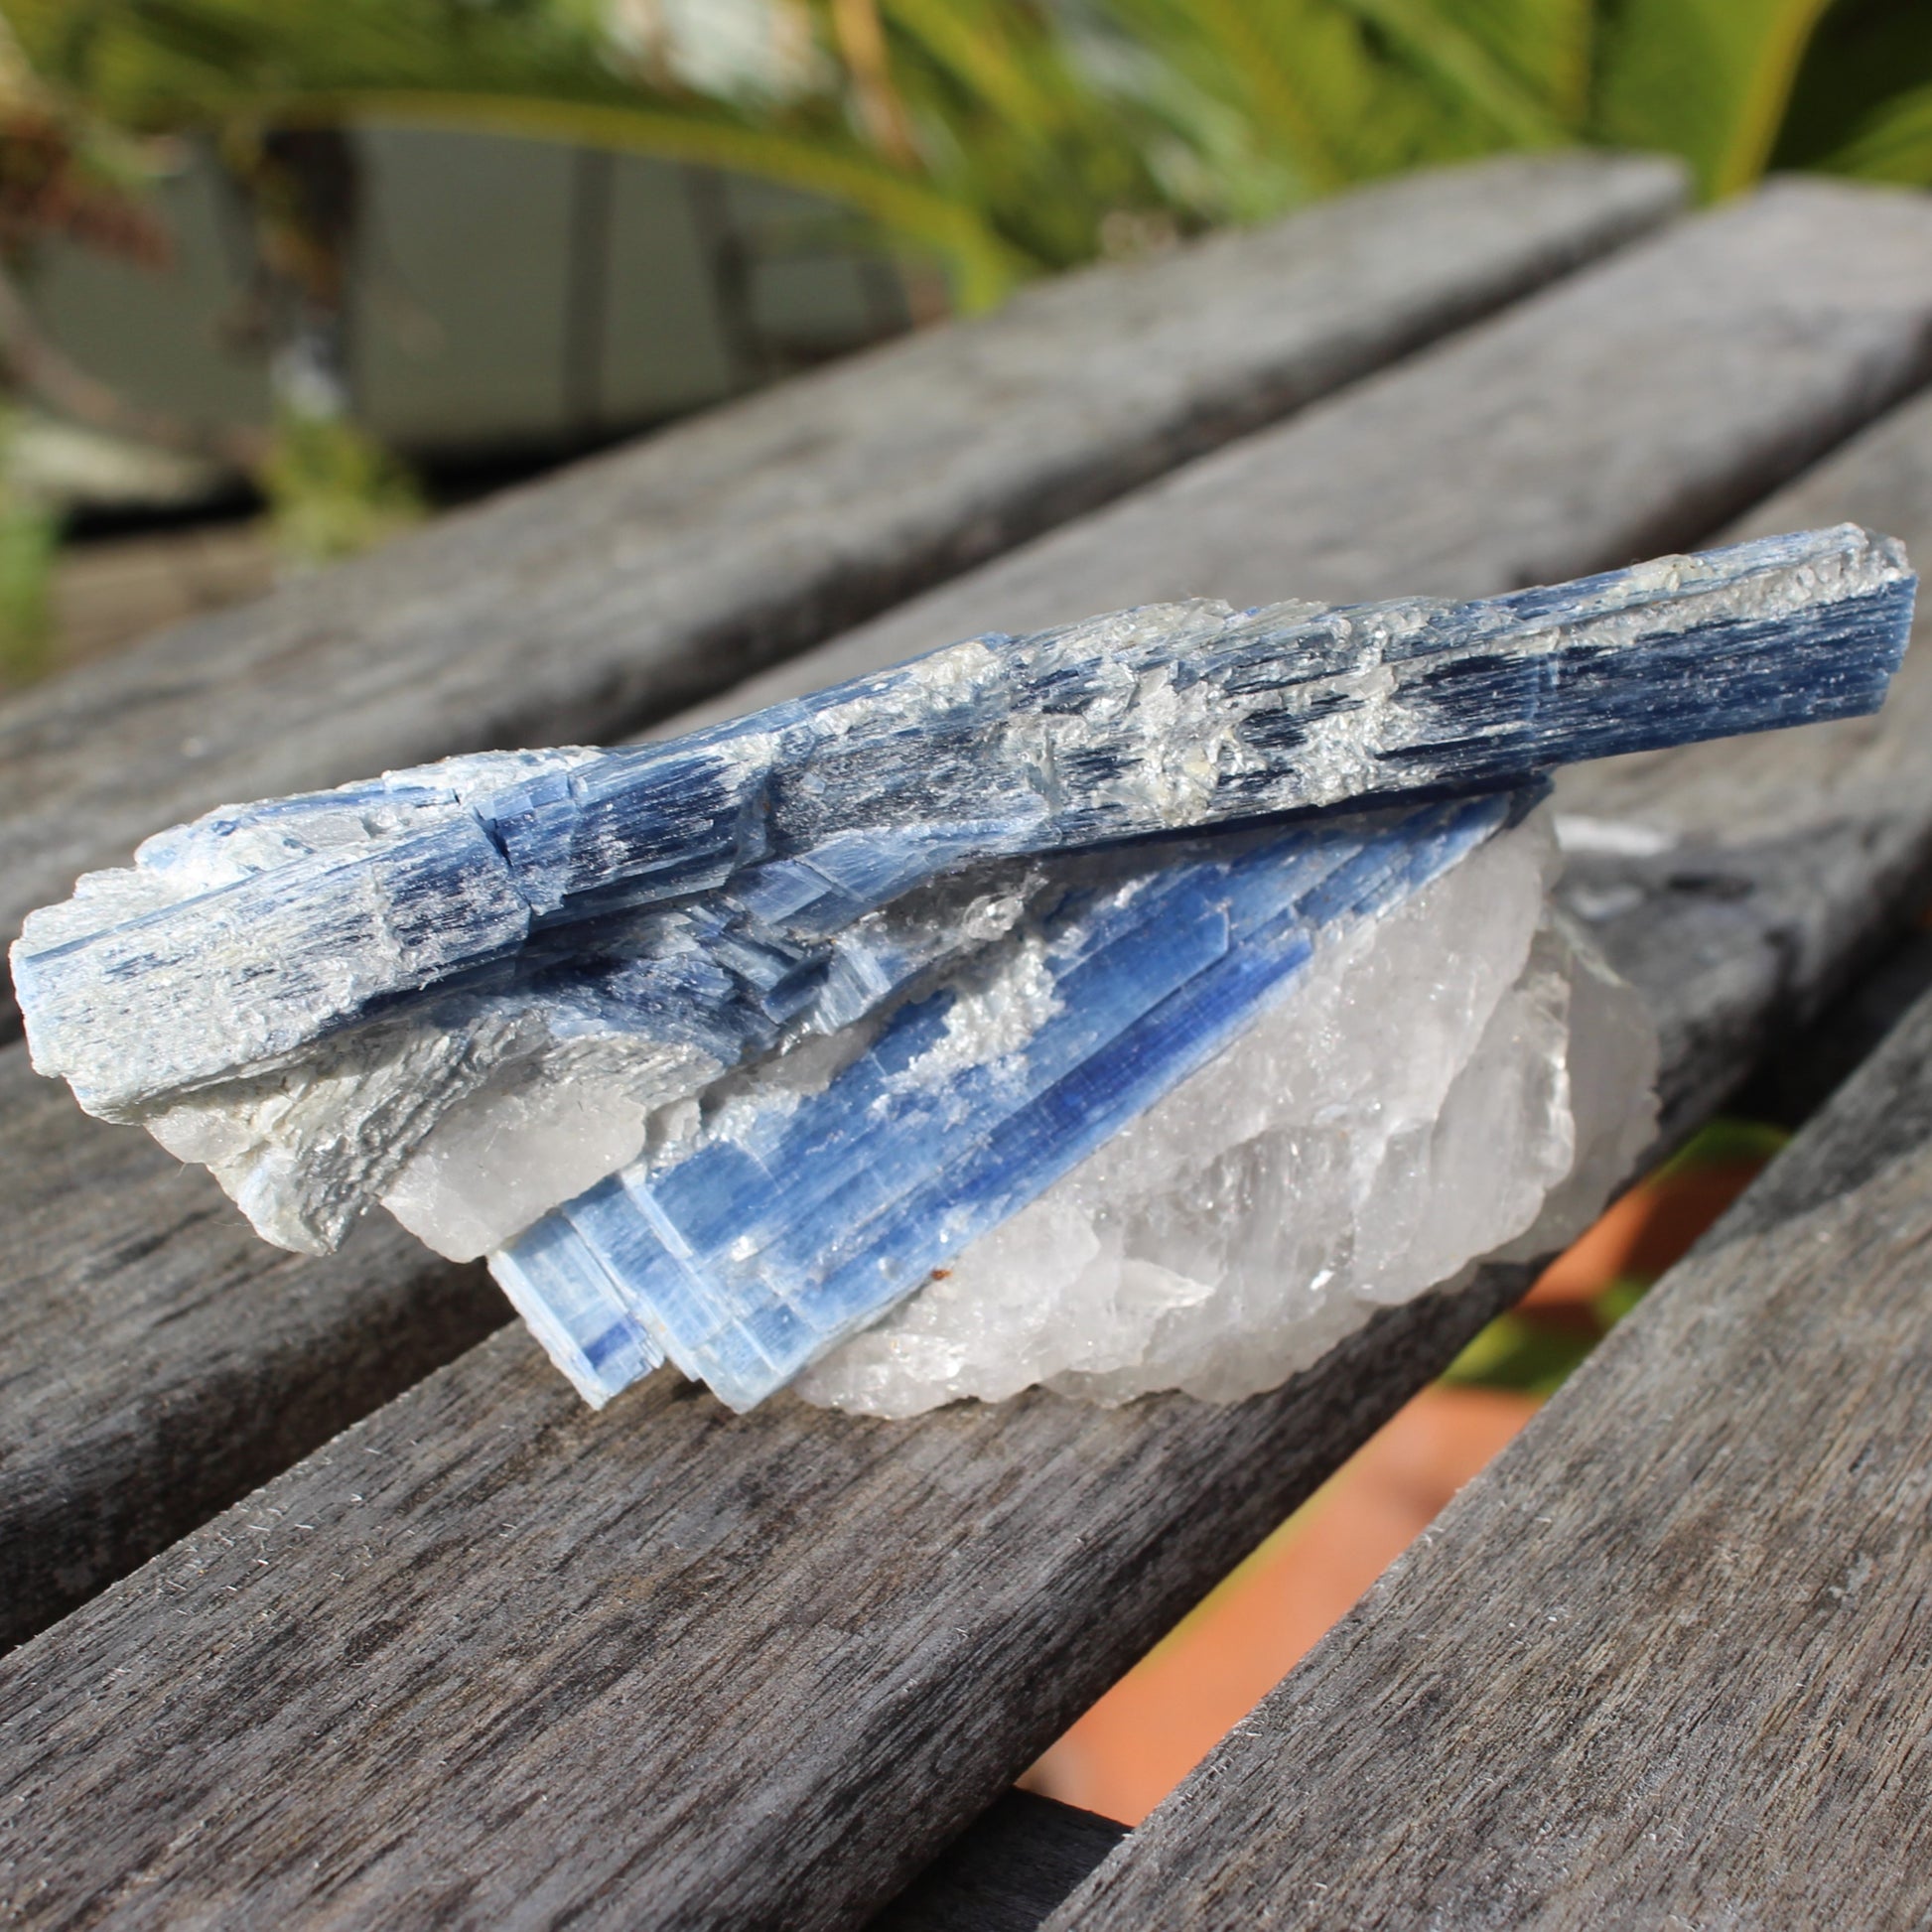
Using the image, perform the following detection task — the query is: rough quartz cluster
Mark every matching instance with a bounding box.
[795,809,1654,1415]
[10,524,1914,1413]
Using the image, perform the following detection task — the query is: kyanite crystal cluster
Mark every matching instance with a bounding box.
[11,525,1914,1413]
[795,808,1656,1415]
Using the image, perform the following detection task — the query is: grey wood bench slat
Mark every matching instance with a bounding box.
[1051,904,1932,1930]
[0,1057,504,1652]
[1558,385,1932,1144]
[7,182,1932,1931]
[0,154,1691,1657]
[668,177,1932,726]
[0,150,1684,1042]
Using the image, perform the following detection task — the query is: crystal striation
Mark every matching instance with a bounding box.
[8,524,1914,1413]
[794,808,1656,1416]
[490,790,1527,1408]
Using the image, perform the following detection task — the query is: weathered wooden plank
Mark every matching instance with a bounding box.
[0,151,1683,1038]
[671,177,1932,725]
[0,1049,505,1652]
[0,153,1685,1647]
[1554,375,1932,1144]
[1050,927,1932,1929]
[5,183,1932,1928]
[0,1261,1546,1930]
[867,1792,1124,1932]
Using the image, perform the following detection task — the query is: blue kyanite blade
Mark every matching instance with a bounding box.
[14,524,1914,1120]
[490,1215,665,1407]
[8,525,1919,1411]
[490,788,1526,1409]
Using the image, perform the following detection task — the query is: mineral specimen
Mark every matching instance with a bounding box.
[10,523,1914,1413]
[492,789,1532,1408]
[794,807,1655,1416]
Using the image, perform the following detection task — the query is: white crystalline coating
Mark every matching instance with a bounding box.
[375,863,1041,1259]
[895,932,1063,1088]
[377,1037,724,1261]
[16,747,605,1113]
[791,810,1658,1417]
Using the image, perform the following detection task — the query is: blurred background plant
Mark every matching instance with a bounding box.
[16,1,1932,300]
[1,0,1930,680]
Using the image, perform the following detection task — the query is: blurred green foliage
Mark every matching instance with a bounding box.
[0,414,57,682]
[3,0,1930,643]
[1443,1297,1620,1399]
[257,409,423,568]
[10,0,1932,314]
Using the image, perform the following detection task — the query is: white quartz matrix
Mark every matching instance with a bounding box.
[795,809,1657,1416]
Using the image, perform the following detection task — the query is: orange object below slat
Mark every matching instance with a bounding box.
[1020,1139,1776,1827]
[1021,1384,1537,1825]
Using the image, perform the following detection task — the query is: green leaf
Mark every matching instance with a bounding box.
[1336,0,1570,144]
[259,408,422,569]
[305,88,1036,306]
[1655,1116,1790,1177]
[1595,0,1840,197]
[1098,0,1361,193]
[1774,0,1932,172]
[1813,79,1932,181]
[1442,1311,1598,1398]
[0,488,57,685]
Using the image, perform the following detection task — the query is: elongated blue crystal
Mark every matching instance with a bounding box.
[490,788,1528,1408]
[14,524,1913,1122]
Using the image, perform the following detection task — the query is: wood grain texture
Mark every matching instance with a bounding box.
[9,204,1932,1924]
[1050,932,1932,1929]
[867,1792,1124,1932]
[1556,379,1932,1146]
[0,1259,1543,1931]
[0,1050,506,1652]
[0,152,1683,1033]
[0,153,1685,1649]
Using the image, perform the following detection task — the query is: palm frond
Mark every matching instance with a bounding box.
[1815,79,1932,182]
[14,0,1932,321]
[1337,0,1568,144]
[1593,0,1838,198]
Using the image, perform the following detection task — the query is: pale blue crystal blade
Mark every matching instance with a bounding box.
[489,1215,664,1408]
[491,789,1524,1409]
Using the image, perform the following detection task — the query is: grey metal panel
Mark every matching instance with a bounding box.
[347,125,575,446]
[727,171,910,362]
[21,131,913,460]
[23,143,268,431]
[598,157,742,423]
